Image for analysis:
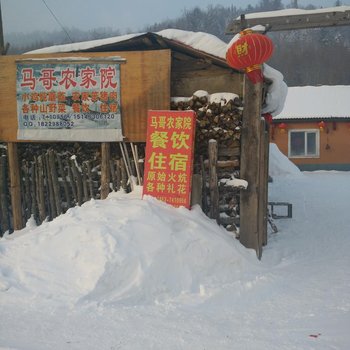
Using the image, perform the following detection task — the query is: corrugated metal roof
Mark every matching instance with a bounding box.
[273,85,350,121]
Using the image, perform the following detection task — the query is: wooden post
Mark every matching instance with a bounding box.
[70,158,83,206]
[0,154,10,234]
[7,143,24,230]
[239,78,263,258]
[22,160,31,221]
[257,119,269,250]
[57,154,71,208]
[44,152,57,219]
[48,149,62,216]
[30,161,38,221]
[36,155,46,223]
[208,139,219,222]
[85,160,95,199]
[191,174,202,207]
[115,159,121,191]
[260,122,270,246]
[100,142,110,199]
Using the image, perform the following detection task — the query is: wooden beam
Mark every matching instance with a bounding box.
[239,77,263,258]
[226,7,350,34]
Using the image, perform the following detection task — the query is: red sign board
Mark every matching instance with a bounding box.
[143,110,196,208]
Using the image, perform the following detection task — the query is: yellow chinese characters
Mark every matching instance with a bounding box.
[236,41,249,57]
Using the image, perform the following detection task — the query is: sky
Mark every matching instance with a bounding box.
[1,144,350,349]
[2,0,350,36]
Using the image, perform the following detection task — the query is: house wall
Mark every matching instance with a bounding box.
[271,121,350,171]
[170,53,244,97]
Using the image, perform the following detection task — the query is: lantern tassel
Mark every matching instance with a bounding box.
[245,64,263,84]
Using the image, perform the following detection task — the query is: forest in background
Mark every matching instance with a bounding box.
[4,0,350,86]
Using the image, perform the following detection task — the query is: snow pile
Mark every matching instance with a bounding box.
[269,143,302,178]
[158,28,228,59]
[1,158,350,349]
[262,65,288,116]
[0,190,255,307]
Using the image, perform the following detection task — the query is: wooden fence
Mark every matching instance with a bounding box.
[0,143,142,236]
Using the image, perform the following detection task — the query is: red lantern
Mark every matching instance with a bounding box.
[226,29,274,84]
[278,122,287,133]
[318,121,326,132]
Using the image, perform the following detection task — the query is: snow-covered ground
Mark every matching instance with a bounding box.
[1,144,349,350]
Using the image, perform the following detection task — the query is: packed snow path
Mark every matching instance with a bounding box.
[0,148,349,349]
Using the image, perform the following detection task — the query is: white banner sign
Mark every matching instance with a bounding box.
[16,59,123,141]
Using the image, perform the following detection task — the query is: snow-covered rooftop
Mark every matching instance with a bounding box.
[274,85,350,120]
[26,29,227,59]
[240,6,350,20]
[26,28,287,116]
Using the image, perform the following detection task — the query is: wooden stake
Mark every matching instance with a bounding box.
[100,142,110,200]
[48,149,62,216]
[66,159,77,205]
[208,139,219,222]
[131,142,142,185]
[7,143,23,230]
[84,160,95,199]
[57,153,71,208]
[0,154,10,234]
[70,157,83,205]
[119,142,133,191]
[30,161,38,221]
[44,152,56,219]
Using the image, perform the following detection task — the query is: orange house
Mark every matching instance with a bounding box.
[271,85,350,171]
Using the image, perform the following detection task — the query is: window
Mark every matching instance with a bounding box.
[288,129,319,158]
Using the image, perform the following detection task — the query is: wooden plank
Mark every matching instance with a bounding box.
[226,8,350,34]
[239,78,263,258]
[171,59,244,97]
[7,142,24,230]
[0,50,171,142]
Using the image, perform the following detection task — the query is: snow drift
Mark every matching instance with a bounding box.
[0,190,256,307]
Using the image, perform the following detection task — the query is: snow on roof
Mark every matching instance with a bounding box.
[25,29,227,58]
[240,6,350,20]
[26,28,287,115]
[274,85,350,120]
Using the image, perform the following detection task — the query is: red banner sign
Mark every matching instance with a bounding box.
[143,110,196,208]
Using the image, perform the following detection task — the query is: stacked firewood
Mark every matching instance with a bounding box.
[171,90,243,162]
[171,90,244,235]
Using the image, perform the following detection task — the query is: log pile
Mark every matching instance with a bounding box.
[171,90,242,165]
[171,90,244,235]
